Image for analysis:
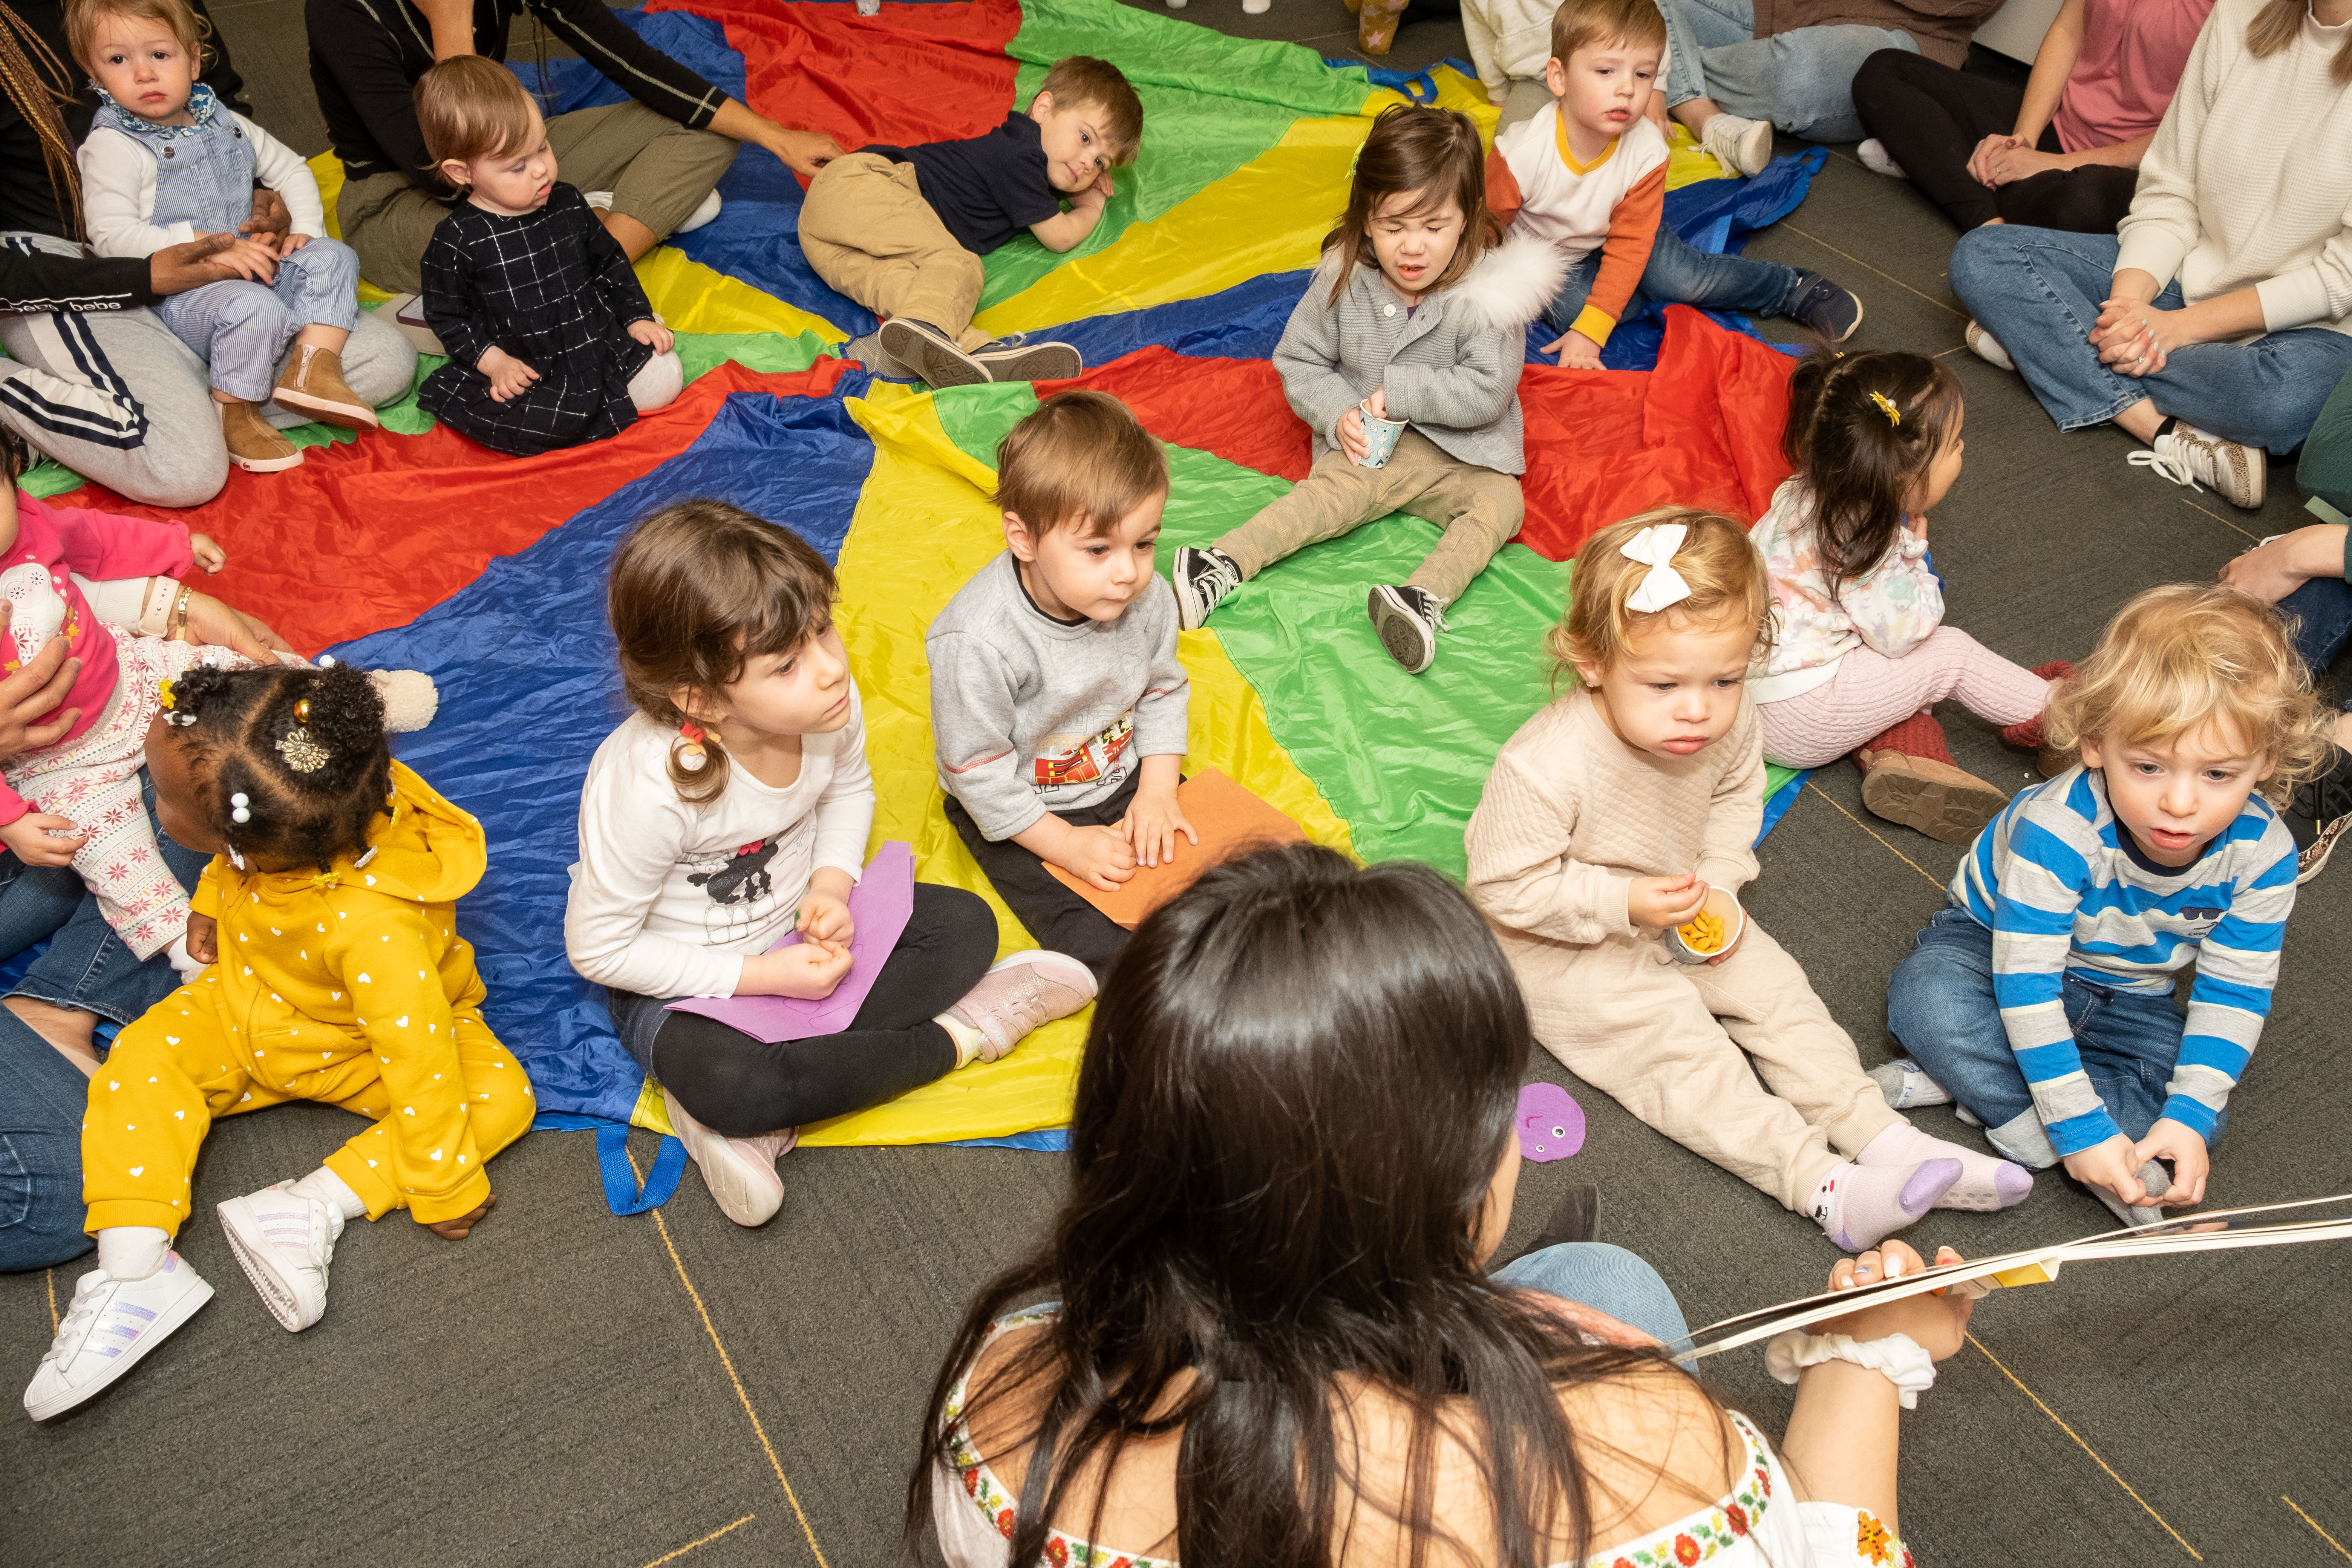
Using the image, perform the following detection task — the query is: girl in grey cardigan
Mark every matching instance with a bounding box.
[1172,106,1564,673]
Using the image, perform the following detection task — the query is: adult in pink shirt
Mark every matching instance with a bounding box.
[1850,0,2214,231]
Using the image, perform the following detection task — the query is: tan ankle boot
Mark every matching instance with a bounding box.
[272,344,377,430]
[217,399,303,473]
[1854,747,2009,845]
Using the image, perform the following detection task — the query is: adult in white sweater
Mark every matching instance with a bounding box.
[1951,0,2352,511]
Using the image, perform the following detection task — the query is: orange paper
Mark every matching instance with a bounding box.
[1046,767,1308,929]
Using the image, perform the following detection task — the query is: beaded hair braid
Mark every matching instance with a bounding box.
[160,664,394,872]
[0,2,81,240]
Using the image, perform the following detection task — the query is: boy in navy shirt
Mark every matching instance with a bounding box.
[798,56,1142,387]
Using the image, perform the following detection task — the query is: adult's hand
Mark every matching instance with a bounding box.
[708,98,844,179]
[147,231,239,297]
[1966,132,2024,187]
[179,590,295,663]
[0,605,81,766]
[240,187,291,249]
[2221,524,2348,603]
[1982,144,2065,187]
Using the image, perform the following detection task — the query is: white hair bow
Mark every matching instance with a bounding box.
[1620,523,1693,614]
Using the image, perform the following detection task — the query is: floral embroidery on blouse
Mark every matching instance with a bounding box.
[1854,1508,1897,1565]
[1590,1414,1776,1566]
[1747,476,1944,684]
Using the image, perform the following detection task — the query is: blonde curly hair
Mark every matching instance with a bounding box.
[1547,507,1772,681]
[2046,583,2337,787]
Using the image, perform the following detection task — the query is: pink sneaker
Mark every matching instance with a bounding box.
[947,952,1097,1062]
[662,1089,795,1228]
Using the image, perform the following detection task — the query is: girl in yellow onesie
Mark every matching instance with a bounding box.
[23,663,532,1421]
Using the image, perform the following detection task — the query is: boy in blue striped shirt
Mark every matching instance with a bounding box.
[1882,585,2333,1227]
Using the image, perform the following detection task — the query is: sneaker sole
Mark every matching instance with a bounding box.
[664,1090,786,1228]
[271,386,380,430]
[878,321,990,389]
[2217,447,2266,511]
[2297,814,2350,884]
[227,445,305,474]
[1367,587,1435,674]
[217,1196,325,1332]
[971,343,1083,382]
[1822,292,1864,345]
[1861,762,2007,845]
[24,1274,214,1420]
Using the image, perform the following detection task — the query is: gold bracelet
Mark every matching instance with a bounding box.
[170,584,191,642]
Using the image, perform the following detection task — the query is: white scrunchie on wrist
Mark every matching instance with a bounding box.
[1765,1330,1936,1409]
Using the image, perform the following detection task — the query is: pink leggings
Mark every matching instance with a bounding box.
[1758,628,2051,769]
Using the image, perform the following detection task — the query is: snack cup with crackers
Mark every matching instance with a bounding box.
[1666,885,1744,965]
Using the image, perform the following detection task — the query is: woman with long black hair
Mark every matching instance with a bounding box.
[905,844,1973,1567]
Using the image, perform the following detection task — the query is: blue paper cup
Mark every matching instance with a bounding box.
[1358,405,1405,468]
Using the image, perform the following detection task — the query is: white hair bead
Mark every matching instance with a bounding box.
[317,656,337,668]
[229,791,251,825]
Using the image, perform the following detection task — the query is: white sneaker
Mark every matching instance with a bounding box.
[662,1089,793,1228]
[678,189,723,233]
[1964,320,2013,371]
[23,1251,214,1419]
[2130,423,2267,510]
[1856,138,1906,179]
[1700,112,1772,178]
[217,1181,344,1332]
[946,952,1097,1062]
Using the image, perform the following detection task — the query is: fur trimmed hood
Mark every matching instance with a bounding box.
[1442,230,1571,331]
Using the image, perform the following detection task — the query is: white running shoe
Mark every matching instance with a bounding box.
[663,1089,794,1228]
[2130,423,2267,510]
[217,1181,345,1332]
[23,1251,214,1420]
[1700,112,1772,178]
[947,952,1098,1062]
[1856,138,1906,179]
[1964,320,2013,371]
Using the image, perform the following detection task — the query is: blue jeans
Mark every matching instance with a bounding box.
[1950,226,2352,452]
[1544,218,1802,341]
[2281,575,2352,678]
[1492,1241,1694,1353]
[0,769,203,1271]
[1653,0,1915,142]
[1885,907,2209,1169]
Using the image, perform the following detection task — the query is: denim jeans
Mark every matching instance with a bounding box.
[1544,218,1803,341]
[1885,906,2210,1169]
[2281,576,2352,678]
[1949,225,2352,452]
[1653,0,1916,142]
[0,768,202,1271]
[1492,1240,1694,1353]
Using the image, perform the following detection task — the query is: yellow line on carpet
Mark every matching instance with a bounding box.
[2177,493,2260,543]
[46,1267,56,1333]
[632,1147,830,1567]
[1968,1335,2201,1559]
[1780,224,1968,320]
[2286,1496,2352,1560]
[638,1513,756,1568]
[1802,782,1945,891]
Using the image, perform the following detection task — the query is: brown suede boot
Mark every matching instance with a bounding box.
[271,343,378,430]
[217,399,303,473]
[1357,0,1408,53]
[1853,711,2009,845]
[1998,659,2075,752]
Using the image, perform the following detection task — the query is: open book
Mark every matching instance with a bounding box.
[1683,1194,2352,1361]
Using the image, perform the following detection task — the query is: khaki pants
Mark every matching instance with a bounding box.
[340,101,738,294]
[1505,922,1902,1212]
[796,152,989,349]
[1213,429,1524,605]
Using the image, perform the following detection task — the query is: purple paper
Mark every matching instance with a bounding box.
[663,841,915,1043]
[1516,1082,1585,1162]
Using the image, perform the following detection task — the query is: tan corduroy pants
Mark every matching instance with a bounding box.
[796,153,991,349]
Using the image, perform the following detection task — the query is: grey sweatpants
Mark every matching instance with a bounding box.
[0,233,415,507]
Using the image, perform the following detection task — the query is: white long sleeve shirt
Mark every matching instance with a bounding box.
[564,691,876,1001]
[78,107,326,258]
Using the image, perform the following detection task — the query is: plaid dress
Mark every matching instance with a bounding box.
[418,184,658,456]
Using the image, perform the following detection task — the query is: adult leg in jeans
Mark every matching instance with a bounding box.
[1686,23,1919,142]
[1655,0,1763,112]
[1492,1241,1694,1352]
[1850,49,2029,230]
[0,1006,98,1270]
[2280,577,2352,677]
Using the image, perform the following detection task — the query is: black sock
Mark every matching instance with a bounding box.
[2153,416,2179,442]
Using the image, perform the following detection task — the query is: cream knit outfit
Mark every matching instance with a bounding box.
[1465,688,1900,1210]
[2113,0,2352,335]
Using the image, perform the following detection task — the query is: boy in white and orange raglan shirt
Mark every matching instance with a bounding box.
[1485,0,1864,369]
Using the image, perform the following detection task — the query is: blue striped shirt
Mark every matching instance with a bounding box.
[1948,766,2297,1155]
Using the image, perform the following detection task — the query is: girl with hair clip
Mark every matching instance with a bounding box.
[1170,103,1564,675]
[1469,510,2033,1254]
[1750,349,2067,845]
[23,663,530,1421]
[907,842,1983,1568]
[564,500,1095,1230]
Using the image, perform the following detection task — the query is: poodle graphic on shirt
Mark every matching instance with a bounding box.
[686,834,784,945]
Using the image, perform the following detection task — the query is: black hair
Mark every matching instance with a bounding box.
[161,663,392,871]
[902,844,1724,1566]
[1781,349,1963,597]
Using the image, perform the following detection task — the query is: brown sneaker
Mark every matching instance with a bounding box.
[217,399,303,473]
[271,344,378,430]
[1855,748,2009,844]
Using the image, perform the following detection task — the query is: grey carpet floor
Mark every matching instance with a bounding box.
[6,3,2349,1564]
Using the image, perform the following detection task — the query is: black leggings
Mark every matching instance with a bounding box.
[644,882,997,1137]
[1851,49,2141,234]
[943,768,1137,985]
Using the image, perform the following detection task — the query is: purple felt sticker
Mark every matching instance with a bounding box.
[1516,1082,1585,1162]
[663,841,916,1043]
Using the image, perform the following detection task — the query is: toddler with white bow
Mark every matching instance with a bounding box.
[1466,509,2031,1251]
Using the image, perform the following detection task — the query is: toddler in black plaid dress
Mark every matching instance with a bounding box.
[412,59,684,457]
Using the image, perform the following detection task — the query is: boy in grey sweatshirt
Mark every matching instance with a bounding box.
[928,390,1193,980]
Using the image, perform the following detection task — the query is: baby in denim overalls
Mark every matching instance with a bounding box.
[69,0,376,475]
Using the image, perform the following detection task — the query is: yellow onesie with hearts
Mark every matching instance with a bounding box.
[81,760,533,1235]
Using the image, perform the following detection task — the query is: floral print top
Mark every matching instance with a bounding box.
[930,1307,1914,1568]
[1747,476,1944,702]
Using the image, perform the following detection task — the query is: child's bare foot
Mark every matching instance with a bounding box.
[426,1195,496,1239]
